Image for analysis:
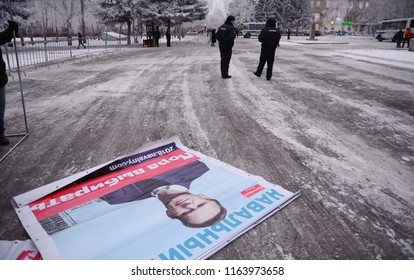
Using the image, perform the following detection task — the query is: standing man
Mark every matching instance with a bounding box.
[402,27,412,48]
[395,29,404,48]
[166,27,171,47]
[154,26,161,47]
[210,28,216,46]
[0,21,19,146]
[216,15,236,79]
[253,18,281,81]
[287,28,291,40]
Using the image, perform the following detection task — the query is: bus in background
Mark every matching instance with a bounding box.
[375,17,414,42]
[241,22,266,38]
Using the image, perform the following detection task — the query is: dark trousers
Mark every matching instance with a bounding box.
[78,40,85,49]
[402,38,410,48]
[166,36,171,47]
[219,45,232,78]
[0,86,5,136]
[256,47,276,80]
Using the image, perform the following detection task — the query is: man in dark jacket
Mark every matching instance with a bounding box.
[166,27,171,47]
[253,18,281,81]
[394,29,404,48]
[0,21,19,145]
[77,32,86,49]
[210,28,217,46]
[216,15,236,79]
[154,26,161,47]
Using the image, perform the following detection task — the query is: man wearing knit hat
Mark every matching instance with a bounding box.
[253,18,281,81]
[215,15,237,79]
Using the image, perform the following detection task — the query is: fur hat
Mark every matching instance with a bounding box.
[226,15,236,22]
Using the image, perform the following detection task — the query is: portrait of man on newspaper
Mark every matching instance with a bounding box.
[19,139,297,259]
[100,160,227,228]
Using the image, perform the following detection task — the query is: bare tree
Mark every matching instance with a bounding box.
[94,0,148,45]
[322,0,351,24]
[62,0,76,35]
[205,0,232,27]
[228,0,256,24]
[255,0,277,22]
[364,0,414,23]
[0,0,32,29]
[255,0,311,29]
[80,0,85,36]
[34,0,76,36]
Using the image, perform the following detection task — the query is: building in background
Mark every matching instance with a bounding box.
[310,0,372,35]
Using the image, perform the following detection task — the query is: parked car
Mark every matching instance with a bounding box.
[335,31,349,36]
[185,31,198,36]
[242,22,266,38]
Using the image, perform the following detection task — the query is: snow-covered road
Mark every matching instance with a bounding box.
[1,35,413,259]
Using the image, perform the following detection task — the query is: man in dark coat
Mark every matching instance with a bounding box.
[210,28,217,46]
[166,27,171,47]
[253,18,281,81]
[77,32,86,49]
[154,26,161,47]
[0,21,19,145]
[215,15,236,79]
[394,29,404,48]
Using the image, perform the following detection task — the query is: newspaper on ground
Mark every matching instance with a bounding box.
[0,239,41,260]
[12,137,300,259]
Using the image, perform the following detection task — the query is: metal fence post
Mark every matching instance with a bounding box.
[70,40,73,58]
[3,45,12,73]
[44,38,48,63]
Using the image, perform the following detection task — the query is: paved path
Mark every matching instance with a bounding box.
[1,36,413,259]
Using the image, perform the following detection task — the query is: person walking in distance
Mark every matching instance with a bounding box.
[210,28,217,46]
[77,32,86,49]
[215,16,236,79]
[253,18,281,81]
[0,21,19,146]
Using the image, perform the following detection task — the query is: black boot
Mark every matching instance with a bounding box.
[0,136,10,145]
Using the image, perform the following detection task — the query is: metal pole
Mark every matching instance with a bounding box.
[105,27,108,51]
[1,0,30,163]
[0,134,29,162]
[44,38,48,63]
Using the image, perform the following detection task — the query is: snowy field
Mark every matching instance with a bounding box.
[0,35,413,260]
